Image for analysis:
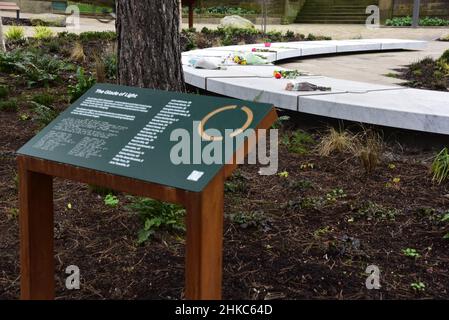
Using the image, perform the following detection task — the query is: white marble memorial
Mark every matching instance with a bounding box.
[181,39,449,135]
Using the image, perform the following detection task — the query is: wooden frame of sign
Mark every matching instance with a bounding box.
[18,107,277,300]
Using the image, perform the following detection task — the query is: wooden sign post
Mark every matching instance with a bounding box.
[17,84,277,300]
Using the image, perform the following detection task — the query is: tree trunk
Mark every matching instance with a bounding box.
[116,0,185,92]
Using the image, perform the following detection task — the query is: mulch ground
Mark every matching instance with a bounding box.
[1,36,449,300]
[1,109,449,299]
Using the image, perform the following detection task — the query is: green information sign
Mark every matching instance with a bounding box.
[18,84,274,192]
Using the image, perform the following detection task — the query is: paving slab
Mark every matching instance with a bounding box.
[183,65,290,89]
[299,89,449,135]
[182,39,449,135]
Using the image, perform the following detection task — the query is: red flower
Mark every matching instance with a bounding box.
[274,72,282,79]
[252,48,257,52]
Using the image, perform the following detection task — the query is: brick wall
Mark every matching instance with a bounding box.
[393,0,449,18]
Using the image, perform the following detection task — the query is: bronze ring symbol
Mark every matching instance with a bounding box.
[198,105,254,141]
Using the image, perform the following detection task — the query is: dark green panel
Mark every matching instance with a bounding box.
[18,84,273,192]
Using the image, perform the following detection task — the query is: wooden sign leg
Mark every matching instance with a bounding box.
[18,159,55,300]
[185,171,224,300]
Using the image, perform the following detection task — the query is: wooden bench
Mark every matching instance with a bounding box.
[0,1,20,21]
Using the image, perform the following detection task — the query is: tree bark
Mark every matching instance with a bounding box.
[116,0,185,92]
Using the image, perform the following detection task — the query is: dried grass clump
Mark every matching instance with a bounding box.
[355,130,384,174]
[70,42,85,63]
[317,127,357,156]
[94,54,106,83]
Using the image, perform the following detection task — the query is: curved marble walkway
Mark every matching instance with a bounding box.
[182,39,449,135]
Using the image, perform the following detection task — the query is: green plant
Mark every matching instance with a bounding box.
[278,171,289,178]
[104,194,119,207]
[325,188,346,202]
[431,147,449,184]
[0,49,73,87]
[5,25,25,41]
[386,16,449,26]
[0,85,9,99]
[31,102,59,127]
[0,99,18,112]
[228,210,269,229]
[224,172,247,193]
[32,92,55,106]
[356,201,399,221]
[282,130,315,155]
[289,179,312,191]
[104,53,117,80]
[79,31,116,42]
[68,67,96,103]
[313,226,333,239]
[439,49,449,64]
[127,197,186,244]
[402,248,421,259]
[7,207,19,220]
[411,282,426,292]
[271,115,290,129]
[33,26,54,40]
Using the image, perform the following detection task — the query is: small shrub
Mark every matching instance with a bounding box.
[68,67,96,103]
[325,188,346,202]
[33,26,54,40]
[355,201,399,221]
[32,92,55,106]
[282,130,315,155]
[5,25,25,41]
[94,54,106,82]
[79,31,116,42]
[31,102,59,127]
[228,210,270,230]
[0,99,18,112]
[317,127,356,156]
[224,172,248,193]
[70,42,85,63]
[104,53,117,80]
[439,49,449,64]
[386,16,449,26]
[127,197,186,244]
[0,49,73,87]
[354,130,383,174]
[431,147,449,184]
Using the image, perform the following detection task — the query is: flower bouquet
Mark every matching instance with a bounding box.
[273,70,302,79]
[228,52,268,65]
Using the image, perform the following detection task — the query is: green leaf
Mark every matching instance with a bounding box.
[104,194,119,207]
[137,229,152,244]
[443,233,449,240]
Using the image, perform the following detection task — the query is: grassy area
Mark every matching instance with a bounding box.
[68,1,114,14]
